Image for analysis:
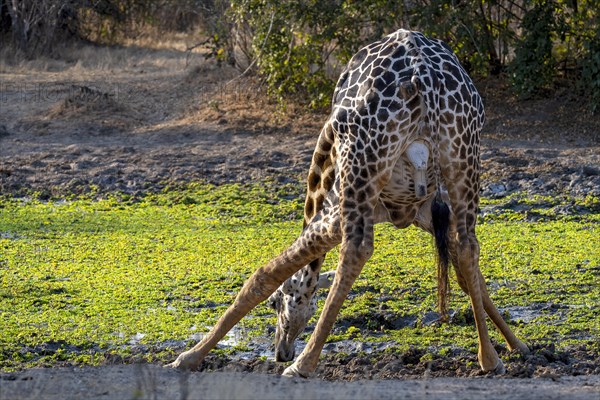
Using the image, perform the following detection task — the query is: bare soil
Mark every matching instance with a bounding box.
[0,48,598,199]
[0,43,599,399]
[1,365,599,400]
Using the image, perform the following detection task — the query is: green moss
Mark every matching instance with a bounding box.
[0,184,598,370]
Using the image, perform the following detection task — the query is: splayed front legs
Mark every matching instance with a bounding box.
[168,212,341,371]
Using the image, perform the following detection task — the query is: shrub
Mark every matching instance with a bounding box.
[227,1,598,111]
[579,29,600,112]
[509,1,560,97]
[1,0,81,56]
[229,0,403,109]
[0,0,206,55]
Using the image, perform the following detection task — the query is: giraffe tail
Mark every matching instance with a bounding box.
[431,192,450,323]
[410,53,450,322]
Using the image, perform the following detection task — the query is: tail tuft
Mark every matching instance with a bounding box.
[431,192,450,322]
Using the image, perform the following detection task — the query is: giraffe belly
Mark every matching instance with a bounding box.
[379,157,435,228]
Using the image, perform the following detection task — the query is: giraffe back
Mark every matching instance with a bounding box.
[325,29,484,227]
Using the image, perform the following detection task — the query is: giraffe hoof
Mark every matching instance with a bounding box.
[166,351,198,371]
[513,342,530,356]
[490,359,506,375]
[166,359,190,370]
[165,361,180,369]
[282,364,309,378]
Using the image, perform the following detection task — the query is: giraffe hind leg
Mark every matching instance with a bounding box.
[452,262,529,355]
[453,223,504,372]
[167,207,341,371]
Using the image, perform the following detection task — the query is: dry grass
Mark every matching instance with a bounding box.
[0,36,327,147]
[0,30,207,75]
[119,29,204,52]
[46,85,124,119]
[2,37,596,149]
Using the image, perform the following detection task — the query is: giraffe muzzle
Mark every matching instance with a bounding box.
[275,341,295,362]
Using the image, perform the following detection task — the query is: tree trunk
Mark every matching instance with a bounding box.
[7,0,28,50]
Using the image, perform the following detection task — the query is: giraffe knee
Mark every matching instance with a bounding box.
[343,231,374,268]
[347,240,373,265]
[453,266,470,294]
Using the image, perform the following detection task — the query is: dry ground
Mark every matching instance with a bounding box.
[0,41,599,399]
[0,42,598,198]
[1,365,599,400]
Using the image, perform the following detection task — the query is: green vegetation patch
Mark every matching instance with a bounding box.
[0,184,598,370]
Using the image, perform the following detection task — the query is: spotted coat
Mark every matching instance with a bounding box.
[169,29,529,377]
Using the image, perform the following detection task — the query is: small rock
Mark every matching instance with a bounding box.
[483,183,507,197]
[0,125,10,138]
[582,165,600,177]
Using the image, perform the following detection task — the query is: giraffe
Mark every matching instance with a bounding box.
[168,29,529,377]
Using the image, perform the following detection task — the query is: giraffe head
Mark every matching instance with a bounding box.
[267,270,335,361]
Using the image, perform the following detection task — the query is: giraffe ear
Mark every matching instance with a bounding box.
[317,271,335,289]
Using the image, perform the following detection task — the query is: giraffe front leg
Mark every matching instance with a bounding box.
[167,215,339,371]
[167,263,289,370]
[283,175,377,377]
[282,233,373,378]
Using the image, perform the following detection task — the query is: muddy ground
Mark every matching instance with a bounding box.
[0,43,599,399]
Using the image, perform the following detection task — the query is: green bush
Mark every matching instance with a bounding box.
[229,0,403,109]
[409,0,509,76]
[227,1,535,108]
[509,1,559,97]
[579,29,600,112]
[226,0,599,111]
